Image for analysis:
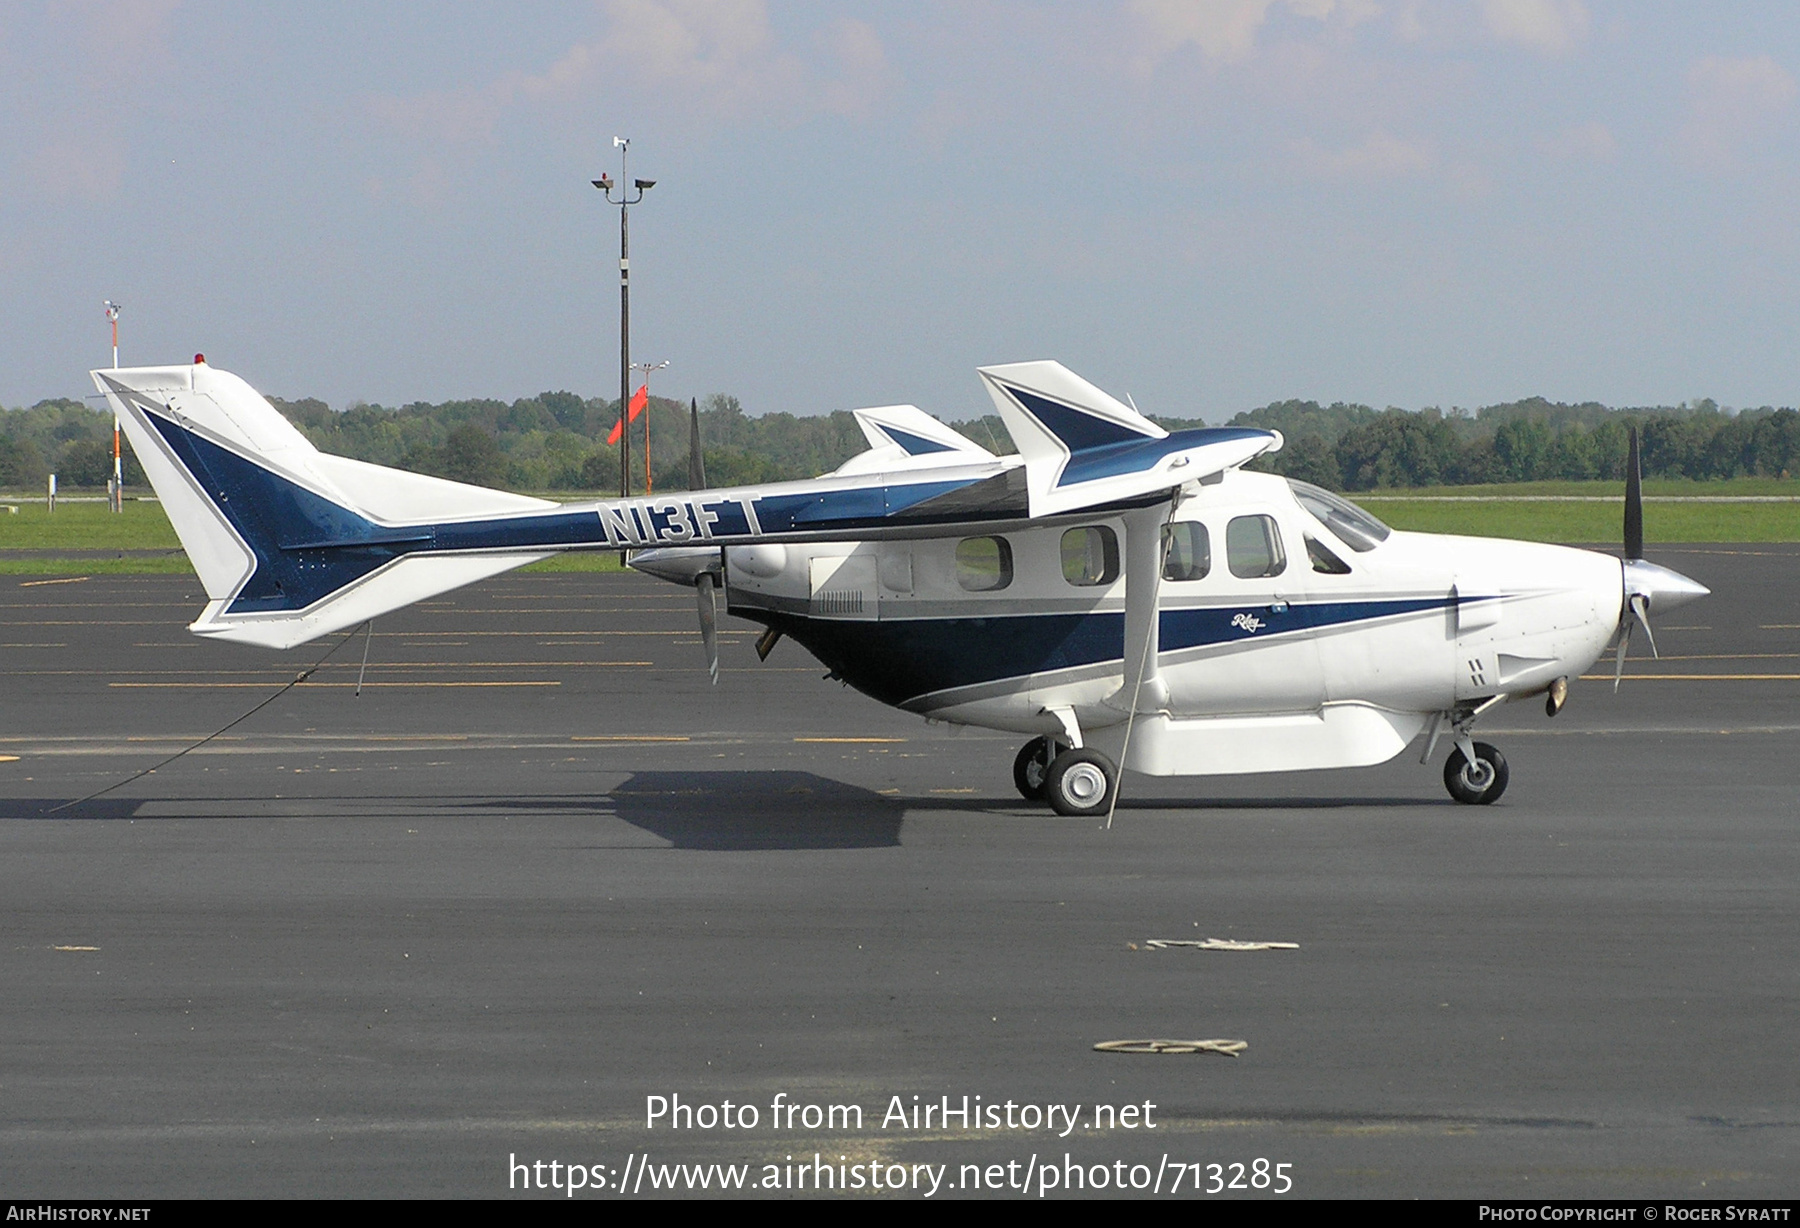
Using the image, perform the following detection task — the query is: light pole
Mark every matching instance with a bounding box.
[594,137,655,499]
[104,301,122,511]
[632,360,669,493]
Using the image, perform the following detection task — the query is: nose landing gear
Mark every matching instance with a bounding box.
[1444,739,1509,805]
[1423,700,1511,805]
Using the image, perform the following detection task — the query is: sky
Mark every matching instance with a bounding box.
[3,1,1800,423]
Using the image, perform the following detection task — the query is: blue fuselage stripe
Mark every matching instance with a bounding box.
[751,596,1452,707]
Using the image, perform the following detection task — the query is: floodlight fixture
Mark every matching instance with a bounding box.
[594,137,655,509]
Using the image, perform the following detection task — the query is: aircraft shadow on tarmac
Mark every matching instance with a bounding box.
[549,771,904,851]
[594,771,905,849]
[4,773,905,851]
[4,779,1438,835]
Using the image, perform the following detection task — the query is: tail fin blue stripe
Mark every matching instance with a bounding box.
[1004,386,1146,451]
[148,414,409,613]
[148,414,599,614]
[882,426,957,456]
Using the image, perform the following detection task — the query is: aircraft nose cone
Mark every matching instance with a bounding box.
[1623,558,1710,614]
[628,545,721,586]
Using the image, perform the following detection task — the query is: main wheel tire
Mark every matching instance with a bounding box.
[1044,748,1118,817]
[1012,737,1054,802]
[1444,741,1509,805]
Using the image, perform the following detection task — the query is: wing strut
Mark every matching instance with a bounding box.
[1105,496,1177,828]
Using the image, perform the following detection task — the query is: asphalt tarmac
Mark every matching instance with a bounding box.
[1,545,1796,1199]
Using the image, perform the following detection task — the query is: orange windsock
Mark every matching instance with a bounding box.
[606,384,651,446]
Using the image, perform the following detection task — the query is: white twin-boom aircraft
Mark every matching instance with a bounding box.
[93,358,1708,814]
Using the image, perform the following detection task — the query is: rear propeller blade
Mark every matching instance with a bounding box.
[696,572,719,685]
[1624,424,1643,561]
[1615,427,1662,691]
[688,397,706,490]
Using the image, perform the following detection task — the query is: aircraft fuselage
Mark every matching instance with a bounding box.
[718,470,1624,778]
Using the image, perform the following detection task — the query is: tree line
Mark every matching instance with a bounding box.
[267,391,883,492]
[3,388,1797,494]
[1211,397,1800,488]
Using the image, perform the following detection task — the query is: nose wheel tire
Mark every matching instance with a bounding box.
[1044,748,1118,817]
[1444,741,1509,805]
[1012,737,1054,802]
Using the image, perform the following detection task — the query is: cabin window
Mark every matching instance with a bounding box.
[1162,521,1211,582]
[1288,480,1391,552]
[1226,515,1287,579]
[1060,526,1119,586]
[1306,534,1352,575]
[955,536,1014,592]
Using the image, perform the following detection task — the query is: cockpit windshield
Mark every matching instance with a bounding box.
[1287,480,1392,552]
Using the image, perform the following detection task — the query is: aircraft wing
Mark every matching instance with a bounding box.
[94,359,1277,648]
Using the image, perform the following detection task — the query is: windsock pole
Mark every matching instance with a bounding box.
[104,301,123,511]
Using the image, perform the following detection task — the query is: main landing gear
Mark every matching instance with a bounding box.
[1013,736,1119,817]
[1017,724,1511,811]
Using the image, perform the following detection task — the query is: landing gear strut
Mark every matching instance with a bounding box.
[1444,740,1509,805]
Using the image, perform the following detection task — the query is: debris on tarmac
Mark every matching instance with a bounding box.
[1093,1039,1248,1056]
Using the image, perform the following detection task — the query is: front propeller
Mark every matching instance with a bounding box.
[628,398,726,683]
[1613,426,1709,689]
[695,569,719,685]
[689,397,720,686]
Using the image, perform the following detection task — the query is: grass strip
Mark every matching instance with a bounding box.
[6,478,1795,570]
[1372,500,1798,542]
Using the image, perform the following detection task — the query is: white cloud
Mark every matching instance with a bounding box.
[368,1,897,151]
[1540,120,1616,163]
[591,0,802,108]
[816,18,899,120]
[59,0,181,59]
[9,0,182,198]
[1478,0,1588,57]
[1677,54,1798,170]
[1126,0,1372,67]
[1391,0,1426,42]
[1295,129,1434,179]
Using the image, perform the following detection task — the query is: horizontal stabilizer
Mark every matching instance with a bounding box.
[831,404,995,476]
[978,361,1278,518]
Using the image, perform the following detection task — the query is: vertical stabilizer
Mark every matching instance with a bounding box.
[92,361,560,648]
[977,360,1274,517]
